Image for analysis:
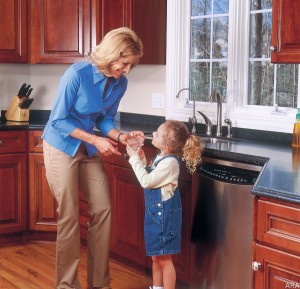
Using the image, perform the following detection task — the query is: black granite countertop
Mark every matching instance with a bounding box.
[1,113,299,204]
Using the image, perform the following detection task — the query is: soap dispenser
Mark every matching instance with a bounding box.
[292,108,300,148]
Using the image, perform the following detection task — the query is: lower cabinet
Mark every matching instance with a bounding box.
[253,198,300,289]
[29,153,58,231]
[253,243,300,289]
[110,164,146,267]
[0,131,27,241]
[28,131,57,240]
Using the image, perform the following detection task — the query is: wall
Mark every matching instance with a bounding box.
[0,64,166,117]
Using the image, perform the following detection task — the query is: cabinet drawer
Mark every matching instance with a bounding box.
[0,130,27,153]
[257,199,300,255]
[28,130,43,153]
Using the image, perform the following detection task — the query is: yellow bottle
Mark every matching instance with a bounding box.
[292,108,300,148]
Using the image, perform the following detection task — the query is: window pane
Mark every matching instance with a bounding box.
[213,16,229,59]
[248,2,298,108]
[190,62,210,101]
[250,0,272,10]
[214,0,229,14]
[212,62,227,101]
[191,0,211,16]
[191,19,211,59]
[276,64,299,108]
[248,61,274,106]
[249,12,272,58]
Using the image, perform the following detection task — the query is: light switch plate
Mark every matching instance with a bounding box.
[152,93,165,108]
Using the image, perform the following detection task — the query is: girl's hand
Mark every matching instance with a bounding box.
[126,144,139,158]
[126,145,146,160]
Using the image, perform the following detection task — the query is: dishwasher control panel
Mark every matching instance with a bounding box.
[197,162,260,185]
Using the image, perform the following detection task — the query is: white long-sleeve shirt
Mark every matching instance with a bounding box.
[128,155,180,201]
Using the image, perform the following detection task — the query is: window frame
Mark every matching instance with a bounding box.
[166,0,298,134]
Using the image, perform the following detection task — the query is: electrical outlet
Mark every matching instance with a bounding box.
[152,93,165,108]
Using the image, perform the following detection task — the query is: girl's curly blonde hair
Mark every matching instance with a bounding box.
[162,120,203,174]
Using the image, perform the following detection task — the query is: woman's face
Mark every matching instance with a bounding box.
[108,54,140,78]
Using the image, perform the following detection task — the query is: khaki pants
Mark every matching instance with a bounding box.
[43,141,111,289]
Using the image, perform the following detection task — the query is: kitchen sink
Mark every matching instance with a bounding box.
[200,136,239,144]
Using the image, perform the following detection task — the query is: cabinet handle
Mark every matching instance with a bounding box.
[270,46,277,52]
[0,140,3,146]
[252,261,262,271]
[122,152,129,159]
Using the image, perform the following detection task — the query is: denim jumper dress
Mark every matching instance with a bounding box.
[144,155,182,256]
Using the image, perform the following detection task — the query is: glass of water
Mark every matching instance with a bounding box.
[127,133,142,151]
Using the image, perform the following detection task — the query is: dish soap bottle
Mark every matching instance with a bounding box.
[292,108,300,147]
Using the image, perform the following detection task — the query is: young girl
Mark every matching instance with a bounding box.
[126,120,202,289]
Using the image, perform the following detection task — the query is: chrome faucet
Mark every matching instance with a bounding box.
[197,111,213,136]
[209,89,223,137]
[224,118,232,138]
[176,88,197,134]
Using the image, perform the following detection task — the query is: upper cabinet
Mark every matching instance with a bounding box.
[0,0,166,64]
[130,0,166,64]
[29,0,91,64]
[91,0,166,65]
[0,0,28,63]
[271,0,300,63]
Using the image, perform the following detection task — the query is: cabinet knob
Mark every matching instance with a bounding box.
[270,46,277,52]
[122,152,129,159]
[0,140,3,146]
[252,261,262,271]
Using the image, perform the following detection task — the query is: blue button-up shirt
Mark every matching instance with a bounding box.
[42,61,128,157]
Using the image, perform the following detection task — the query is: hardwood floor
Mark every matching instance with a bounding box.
[0,242,152,289]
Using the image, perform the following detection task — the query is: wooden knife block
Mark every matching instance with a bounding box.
[5,95,30,122]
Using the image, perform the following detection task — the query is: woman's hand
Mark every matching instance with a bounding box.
[94,136,121,156]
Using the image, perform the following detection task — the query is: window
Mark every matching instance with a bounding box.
[166,0,300,134]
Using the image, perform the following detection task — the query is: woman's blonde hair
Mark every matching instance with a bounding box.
[162,120,203,174]
[88,27,143,70]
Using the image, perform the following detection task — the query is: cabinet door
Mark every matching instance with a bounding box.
[0,154,27,234]
[0,0,27,63]
[91,0,130,47]
[271,0,300,63]
[91,0,166,64]
[253,243,300,289]
[110,165,146,268]
[130,0,166,64]
[29,0,91,63]
[29,153,58,231]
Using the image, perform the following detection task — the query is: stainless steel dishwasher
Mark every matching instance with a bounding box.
[190,157,262,289]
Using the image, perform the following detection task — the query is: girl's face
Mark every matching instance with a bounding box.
[152,124,167,152]
[108,54,140,78]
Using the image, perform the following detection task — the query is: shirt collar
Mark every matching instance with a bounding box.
[92,64,120,86]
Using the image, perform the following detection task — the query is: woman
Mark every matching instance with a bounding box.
[42,27,144,289]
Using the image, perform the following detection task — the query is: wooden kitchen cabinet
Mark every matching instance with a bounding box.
[0,131,27,240]
[130,0,167,65]
[271,0,300,63]
[91,0,167,65]
[28,131,58,234]
[109,144,150,268]
[0,0,28,63]
[29,0,91,64]
[253,198,300,289]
